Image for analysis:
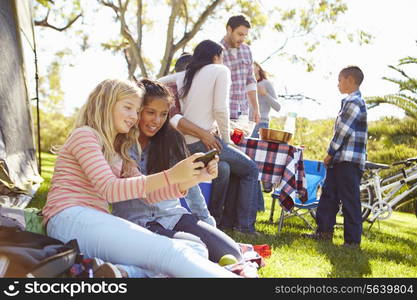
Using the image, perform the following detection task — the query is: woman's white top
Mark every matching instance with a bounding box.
[159,64,232,144]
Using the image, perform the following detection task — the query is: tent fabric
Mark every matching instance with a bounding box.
[0,0,42,207]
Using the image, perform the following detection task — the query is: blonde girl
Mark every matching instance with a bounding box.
[43,79,237,277]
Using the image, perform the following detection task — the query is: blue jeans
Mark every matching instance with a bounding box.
[146,214,242,262]
[250,121,269,138]
[46,206,237,277]
[316,162,363,244]
[188,139,262,232]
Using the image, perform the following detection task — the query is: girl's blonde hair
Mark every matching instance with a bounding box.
[75,78,144,177]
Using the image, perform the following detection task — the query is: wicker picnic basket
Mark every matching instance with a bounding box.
[259,128,292,144]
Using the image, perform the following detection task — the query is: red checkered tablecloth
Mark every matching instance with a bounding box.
[238,138,307,210]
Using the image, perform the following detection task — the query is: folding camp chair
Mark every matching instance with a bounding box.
[271,159,326,234]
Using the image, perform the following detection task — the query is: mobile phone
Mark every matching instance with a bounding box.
[194,149,219,169]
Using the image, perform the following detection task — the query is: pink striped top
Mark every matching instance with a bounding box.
[42,127,184,224]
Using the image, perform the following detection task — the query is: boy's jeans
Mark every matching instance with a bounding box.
[316,162,363,244]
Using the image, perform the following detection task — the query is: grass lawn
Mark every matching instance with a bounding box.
[29,152,56,210]
[30,152,417,278]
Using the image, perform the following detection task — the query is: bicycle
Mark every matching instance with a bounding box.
[360,157,417,224]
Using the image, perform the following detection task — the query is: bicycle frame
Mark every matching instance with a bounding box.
[361,163,417,222]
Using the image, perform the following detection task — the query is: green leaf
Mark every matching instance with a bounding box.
[274,23,283,32]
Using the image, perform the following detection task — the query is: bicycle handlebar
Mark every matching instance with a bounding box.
[392,157,417,166]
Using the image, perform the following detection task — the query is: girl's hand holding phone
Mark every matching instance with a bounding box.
[168,153,204,183]
[176,153,218,193]
[198,155,219,182]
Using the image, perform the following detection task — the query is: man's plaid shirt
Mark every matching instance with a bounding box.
[220,38,256,119]
[328,90,368,170]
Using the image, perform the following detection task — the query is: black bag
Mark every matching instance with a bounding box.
[0,226,80,277]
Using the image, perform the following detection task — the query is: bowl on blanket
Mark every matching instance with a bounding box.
[259,128,292,144]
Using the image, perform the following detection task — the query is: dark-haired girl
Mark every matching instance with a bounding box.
[159,39,263,235]
[112,79,242,263]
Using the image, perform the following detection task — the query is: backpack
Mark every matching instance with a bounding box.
[0,226,80,277]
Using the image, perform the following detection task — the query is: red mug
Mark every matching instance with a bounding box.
[231,128,244,145]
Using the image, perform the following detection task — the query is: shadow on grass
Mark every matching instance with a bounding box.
[315,242,372,278]
[314,238,417,277]
[311,224,416,277]
[362,221,417,252]
[261,205,417,276]
[264,217,372,277]
[233,222,372,277]
[225,220,306,247]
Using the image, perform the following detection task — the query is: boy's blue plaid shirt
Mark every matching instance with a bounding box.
[328,90,368,170]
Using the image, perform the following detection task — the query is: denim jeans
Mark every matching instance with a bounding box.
[147,214,242,262]
[250,121,269,138]
[316,162,363,244]
[46,206,237,277]
[187,139,262,232]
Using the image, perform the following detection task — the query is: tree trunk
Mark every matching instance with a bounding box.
[157,0,225,77]
[158,0,183,78]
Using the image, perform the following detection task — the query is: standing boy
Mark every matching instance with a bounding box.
[305,66,367,248]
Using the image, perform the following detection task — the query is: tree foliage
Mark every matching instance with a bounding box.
[34,0,371,79]
[366,41,417,166]
[37,50,73,114]
[366,42,417,120]
[258,0,371,71]
[99,0,229,78]
[34,0,83,32]
[32,107,77,153]
[34,0,84,115]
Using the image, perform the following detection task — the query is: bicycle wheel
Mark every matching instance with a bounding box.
[360,184,374,221]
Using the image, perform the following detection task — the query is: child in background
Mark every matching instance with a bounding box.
[304,66,367,248]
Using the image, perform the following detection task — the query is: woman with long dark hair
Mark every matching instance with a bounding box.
[112,79,243,264]
[160,40,262,235]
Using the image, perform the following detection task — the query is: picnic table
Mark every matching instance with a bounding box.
[237,137,307,211]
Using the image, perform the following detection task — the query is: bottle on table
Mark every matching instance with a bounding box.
[284,111,297,134]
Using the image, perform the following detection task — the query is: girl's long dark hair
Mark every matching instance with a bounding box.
[180,39,223,98]
[140,79,190,174]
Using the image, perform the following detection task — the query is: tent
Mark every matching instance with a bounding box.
[0,0,42,208]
